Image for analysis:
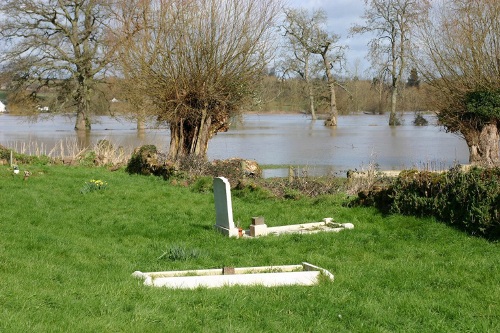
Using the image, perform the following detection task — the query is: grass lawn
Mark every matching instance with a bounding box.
[0,165,498,332]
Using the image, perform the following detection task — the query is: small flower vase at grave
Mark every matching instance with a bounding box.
[13,166,19,174]
[238,227,243,238]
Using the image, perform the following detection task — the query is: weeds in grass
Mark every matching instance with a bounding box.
[158,244,204,261]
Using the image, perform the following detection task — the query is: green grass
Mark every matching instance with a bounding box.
[0,165,498,332]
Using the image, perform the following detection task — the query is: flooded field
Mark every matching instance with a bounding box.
[0,112,470,176]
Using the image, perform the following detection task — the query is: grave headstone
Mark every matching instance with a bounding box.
[213,177,239,237]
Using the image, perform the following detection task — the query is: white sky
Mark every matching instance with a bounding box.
[286,0,372,77]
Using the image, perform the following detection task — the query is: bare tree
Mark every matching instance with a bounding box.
[352,0,429,125]
[281,9,324,120]
[283,8,345,126]
[416,0,500,166]
[0,0,122,130]
[117,0,282,160]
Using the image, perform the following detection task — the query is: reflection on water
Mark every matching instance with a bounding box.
[0,114,168,157]
[210,113,470,176]
[0,113,470,175]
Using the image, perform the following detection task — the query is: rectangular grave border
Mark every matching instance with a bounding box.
[132,262,334,289]
[213,176,354,238]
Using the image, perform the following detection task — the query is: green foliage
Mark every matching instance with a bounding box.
[79,150,96,167]
[283,187,304,200]
[465,90,500,120]
[126,145,158,175]
[189,176,213,193]
[389,167,500,239]
[0,145,52,165]
[232,179,273,201]
[126,145,174,179]
[0,145,9,160]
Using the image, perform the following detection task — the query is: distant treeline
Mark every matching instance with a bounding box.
[249,75,434,114]
[0,75,433,116]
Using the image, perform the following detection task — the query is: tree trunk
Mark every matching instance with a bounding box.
[389,84,399,126]
[75,108,91,130]
[321,51,338,127]
[167,110,228,161]
[192,109,209,156]
[324,82,338,126]
[137,115,146,131]
[308,83,316,120]
[74,77,92,130]
[464,123,500,166]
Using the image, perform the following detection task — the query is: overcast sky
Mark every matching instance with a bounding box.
[286,0,372,76]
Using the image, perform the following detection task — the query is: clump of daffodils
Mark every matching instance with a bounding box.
[90,179,107,188]
[80,179,108,194]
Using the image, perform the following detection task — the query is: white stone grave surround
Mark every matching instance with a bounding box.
[132,262,334,289]
[213,177,240,237]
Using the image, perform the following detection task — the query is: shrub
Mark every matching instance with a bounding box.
[388,167,500,239]
[413,113,429,126]
[126,145,174,178]
[0,145,52,166]
[260,174,344,198]
[79,150,96,167]
[208,158,262,187]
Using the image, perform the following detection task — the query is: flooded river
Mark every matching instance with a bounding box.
[0,113,470,176]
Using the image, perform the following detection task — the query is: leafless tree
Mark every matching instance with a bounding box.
[416,0,500,166]
[282,8,345,126]
[116,0,283,160]
[281,9,324,120]
[0,0,123,130]
[352,0,429,125]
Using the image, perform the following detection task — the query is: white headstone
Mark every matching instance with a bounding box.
[0,101,6,113]
[213,177,239,237]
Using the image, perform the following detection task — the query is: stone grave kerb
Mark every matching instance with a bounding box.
[213,177,239,237]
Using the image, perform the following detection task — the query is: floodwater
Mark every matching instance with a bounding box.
[0,113,470,176]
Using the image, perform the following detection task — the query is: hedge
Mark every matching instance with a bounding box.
[369,166,500,240]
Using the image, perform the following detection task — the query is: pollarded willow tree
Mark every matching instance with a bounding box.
[351,0,429,125]
[117,0,283,160]
[0,0,123,130]
[416,0,500,166]
[282,8,345,126]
